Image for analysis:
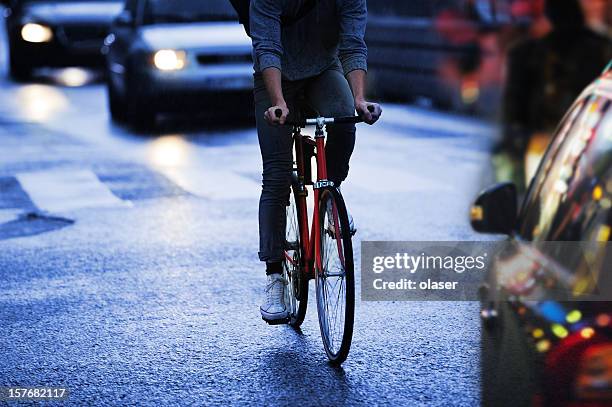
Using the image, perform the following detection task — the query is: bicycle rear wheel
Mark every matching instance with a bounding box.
[316,188,355,364]
[283,175,308,327]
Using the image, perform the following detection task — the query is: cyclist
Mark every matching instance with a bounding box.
[251,0,382,323]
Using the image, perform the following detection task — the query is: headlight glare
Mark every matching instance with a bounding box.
[153,49,187,71]
[21,23,53,43]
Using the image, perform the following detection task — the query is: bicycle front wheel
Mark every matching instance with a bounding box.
[284,176,308,327]
[316,188,355,364]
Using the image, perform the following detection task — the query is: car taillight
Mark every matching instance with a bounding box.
[574,343,612,403]
[543,320,612,406]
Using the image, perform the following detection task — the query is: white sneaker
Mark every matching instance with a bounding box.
[260,273,289,323]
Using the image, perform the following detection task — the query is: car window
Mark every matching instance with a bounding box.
[143,0,237,25]
[519,95,612,243]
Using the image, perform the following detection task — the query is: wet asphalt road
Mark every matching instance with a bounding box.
[0,42,496,406]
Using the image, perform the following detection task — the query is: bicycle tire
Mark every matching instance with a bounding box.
[283,174,308,327]
[316,187,355,364]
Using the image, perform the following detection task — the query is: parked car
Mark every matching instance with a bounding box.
[103,0,253,127]
[1,0,123,80]
[471,67,612,407]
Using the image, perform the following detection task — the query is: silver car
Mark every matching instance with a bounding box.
[103,0,253,126]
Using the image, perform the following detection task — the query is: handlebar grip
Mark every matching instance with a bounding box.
[367,105,375,113]
[275,108,283,118]
[333,116,363,124]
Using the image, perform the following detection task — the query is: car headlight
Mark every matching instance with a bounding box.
[153,50,187,71]
[21,23,53,43]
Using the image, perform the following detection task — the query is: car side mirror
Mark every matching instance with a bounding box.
[115,10,134,27]
[470,182,518,235]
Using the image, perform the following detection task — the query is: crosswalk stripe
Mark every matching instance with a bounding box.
[158,167,260,200]
[0,209,21,224]
[16,169,130,213]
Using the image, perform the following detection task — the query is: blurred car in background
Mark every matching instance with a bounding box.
[1,0,123,81]
[103,0,253,127]
[471,68,612,406]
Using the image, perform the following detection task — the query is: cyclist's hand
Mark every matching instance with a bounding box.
[355,100,382,125]
[265,104,290,126]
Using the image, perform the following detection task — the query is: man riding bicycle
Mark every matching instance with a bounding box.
[250,0,382,323]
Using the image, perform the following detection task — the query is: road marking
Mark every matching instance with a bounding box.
[158,167,260,200]
[0,209,21,224]
[16,169,129,213]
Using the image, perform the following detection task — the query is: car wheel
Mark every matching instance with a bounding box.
[8,49,32,82]
[107,79,127,123]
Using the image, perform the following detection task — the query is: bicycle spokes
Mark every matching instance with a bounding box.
[320,220,347,353]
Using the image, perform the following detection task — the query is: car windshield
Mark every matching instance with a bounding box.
[516,91,612,293]
[520,96,612,243]
[143,0,237,24]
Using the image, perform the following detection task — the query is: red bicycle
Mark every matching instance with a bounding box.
[278,108,371,365]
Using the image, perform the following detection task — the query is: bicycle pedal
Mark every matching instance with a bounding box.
[262,316,290,325]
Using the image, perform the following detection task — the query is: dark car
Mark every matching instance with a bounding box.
[471,67,612,407]
[103,0,253,127]
[1,0,123,80]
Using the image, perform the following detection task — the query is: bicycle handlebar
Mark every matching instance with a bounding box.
[274,105,375,127]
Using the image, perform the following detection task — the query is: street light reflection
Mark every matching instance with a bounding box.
[148,135,189,168]
[16,85,69,122]
[55,68,93,87]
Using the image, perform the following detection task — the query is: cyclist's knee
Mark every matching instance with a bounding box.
[261,166,292,197]
[262,178,291,193]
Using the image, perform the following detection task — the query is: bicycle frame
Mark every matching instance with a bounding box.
[283,113,364,280]
[291,122,331,279]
